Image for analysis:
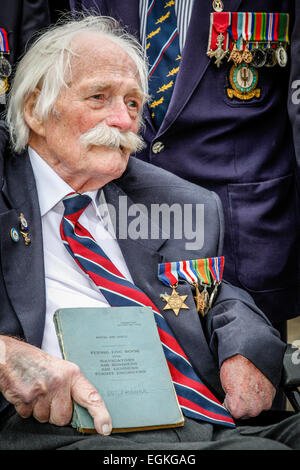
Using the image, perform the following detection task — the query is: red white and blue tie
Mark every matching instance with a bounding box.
[60,192,235,428]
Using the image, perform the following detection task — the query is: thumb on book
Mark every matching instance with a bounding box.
[71,372,112,435]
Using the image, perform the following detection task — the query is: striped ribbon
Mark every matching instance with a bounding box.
[250,12,289,45]
[210,12,290,52]
[193,258,211,286]
[60,193,235,428]
[158,260,178,286]
[278,13,290,43]
[241,12,254,46]
[208,11,232,51]
[0,29,9,53]
[209,257,224,284]
[159,257,224,288]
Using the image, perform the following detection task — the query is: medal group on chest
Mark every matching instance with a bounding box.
[158,257,224,317]
[207,6,290,100]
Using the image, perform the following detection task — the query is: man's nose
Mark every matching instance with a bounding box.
[106,101,133,132]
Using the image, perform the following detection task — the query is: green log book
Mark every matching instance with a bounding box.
[54,306,184,433]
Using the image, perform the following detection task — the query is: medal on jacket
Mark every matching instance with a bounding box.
[276,43,288,67]
[190,259,211,317]
[0,28,11,103]
[207,11,231,67]
[227,12,243,66]
[175,259,207,317]
[158,262,189,316]
[208,257,225,308]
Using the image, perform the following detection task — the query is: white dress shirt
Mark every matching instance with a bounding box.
[28,147,133,358]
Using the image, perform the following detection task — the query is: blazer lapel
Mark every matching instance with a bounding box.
[159,0,243,134]
[103,180,224,399]
[0,151,46,346]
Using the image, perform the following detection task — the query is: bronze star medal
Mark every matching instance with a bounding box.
[161,286,189,316]
[194,284,209,317]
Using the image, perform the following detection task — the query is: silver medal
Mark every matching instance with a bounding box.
[276,45,288,67]
[0,55,11,78]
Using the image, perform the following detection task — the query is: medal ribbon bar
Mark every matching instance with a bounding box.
[207,12,290,54]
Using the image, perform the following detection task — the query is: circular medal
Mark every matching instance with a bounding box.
[251,48,266,68]
[242,47,253,64]
[0,77,9,96]
[265,47,277,67]
[276,46,288,67]
[0,55,11,78]
[229,44,243,67]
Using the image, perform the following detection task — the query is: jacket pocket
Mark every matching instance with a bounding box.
[228,174,299,292]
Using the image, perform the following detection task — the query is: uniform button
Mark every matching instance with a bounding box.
[152,141,165,154]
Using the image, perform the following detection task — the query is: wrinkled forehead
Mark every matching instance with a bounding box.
[66,32,142,89]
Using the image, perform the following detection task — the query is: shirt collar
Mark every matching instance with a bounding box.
[28,147,99,217]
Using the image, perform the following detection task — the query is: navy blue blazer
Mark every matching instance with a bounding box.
[0,123,284,414]
[70,0,300,324]
[288,1,300,179]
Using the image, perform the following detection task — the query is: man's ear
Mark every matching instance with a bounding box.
[23,89,46,137]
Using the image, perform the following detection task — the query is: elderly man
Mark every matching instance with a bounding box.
[0,15,299,451]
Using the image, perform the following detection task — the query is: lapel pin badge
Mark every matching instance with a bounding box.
[10,227,20,243]
[19,213,31,245]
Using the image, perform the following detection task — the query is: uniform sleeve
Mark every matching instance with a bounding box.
[205,280,286,388]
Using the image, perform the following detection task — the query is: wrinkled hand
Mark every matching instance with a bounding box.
[220,354,276,419]
[0,336,112,434]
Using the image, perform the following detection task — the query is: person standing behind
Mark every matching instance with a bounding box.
[0,0,51,112]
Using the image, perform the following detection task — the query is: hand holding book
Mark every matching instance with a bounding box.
[0,335,112,434]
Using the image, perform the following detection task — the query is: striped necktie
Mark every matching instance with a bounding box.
[146,0,181,128]
[60,192,235,428]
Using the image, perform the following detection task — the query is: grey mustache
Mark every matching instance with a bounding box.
[80,124,145,154]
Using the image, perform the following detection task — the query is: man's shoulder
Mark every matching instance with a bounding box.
[117,157,217,205]
[0,121,9,157]
[0,121,10,176]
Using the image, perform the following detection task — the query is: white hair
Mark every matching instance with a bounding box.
[6,14,149,153]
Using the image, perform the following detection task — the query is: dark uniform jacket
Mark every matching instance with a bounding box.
[0,122,285,414]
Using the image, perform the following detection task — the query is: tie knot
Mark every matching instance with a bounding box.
[62,192,92,220]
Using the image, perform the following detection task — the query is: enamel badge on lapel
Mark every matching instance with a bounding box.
[207,10,290,101]
[10,227,20,243]
[19,213,31,245]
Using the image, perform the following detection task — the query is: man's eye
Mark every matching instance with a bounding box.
[127,100,139,109]
[91,94,104,100]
